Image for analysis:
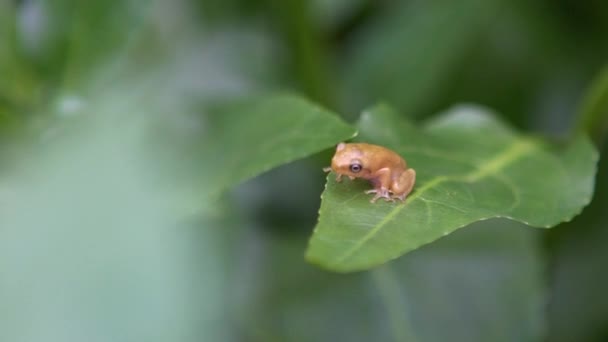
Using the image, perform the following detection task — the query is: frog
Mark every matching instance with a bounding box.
[323,142,416,203]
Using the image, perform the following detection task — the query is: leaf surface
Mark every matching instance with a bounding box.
[307,104,598,272]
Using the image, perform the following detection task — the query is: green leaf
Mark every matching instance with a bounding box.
[306,104,598,272]
[185,94,356,200]
[575,65,608,146]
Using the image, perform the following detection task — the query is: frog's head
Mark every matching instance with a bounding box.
[329,142,371,178]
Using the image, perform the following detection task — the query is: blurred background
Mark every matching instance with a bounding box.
[0,0,607,341]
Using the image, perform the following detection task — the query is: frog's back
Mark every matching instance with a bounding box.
[349,143,406,169]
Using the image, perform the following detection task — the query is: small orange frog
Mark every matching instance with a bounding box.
[323,142,416,203]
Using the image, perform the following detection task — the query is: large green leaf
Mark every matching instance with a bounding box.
[306,104,598,272]
[177,94,356,202]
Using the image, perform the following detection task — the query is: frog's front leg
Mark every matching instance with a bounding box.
[391,168,416,201]
[323,166,344,182]
[365,168,393,203]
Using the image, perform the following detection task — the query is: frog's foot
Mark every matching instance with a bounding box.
[392,193,407,202]
[322,167,343,182]
[365,188,393,203]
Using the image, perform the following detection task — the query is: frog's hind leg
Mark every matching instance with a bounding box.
[365,188,393,203]
[392,168,416,201]
[364,168,393,203]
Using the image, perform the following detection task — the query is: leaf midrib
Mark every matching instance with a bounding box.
[331,139,536,267]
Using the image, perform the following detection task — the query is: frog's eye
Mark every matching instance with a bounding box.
[349,161,363,173]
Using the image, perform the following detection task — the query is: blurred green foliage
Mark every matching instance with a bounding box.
[0,0,607,341]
